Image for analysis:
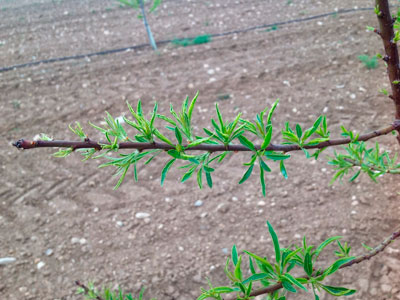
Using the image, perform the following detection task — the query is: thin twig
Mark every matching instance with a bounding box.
[225,227,400,300]
[75,280,104,300]
[12,122,400,153]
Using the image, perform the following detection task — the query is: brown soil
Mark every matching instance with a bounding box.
[1,0,399,299]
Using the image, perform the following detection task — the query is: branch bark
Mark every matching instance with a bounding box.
[224,226,400,300]
[12,122,400,153]
[376,0,400,143]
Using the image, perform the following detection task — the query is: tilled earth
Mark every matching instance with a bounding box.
[0,0,399,299]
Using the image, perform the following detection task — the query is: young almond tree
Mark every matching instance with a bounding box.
[117,0,161,50]
[12,0,400,299]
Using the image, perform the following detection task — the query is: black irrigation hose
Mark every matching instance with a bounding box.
[0,7,374,73]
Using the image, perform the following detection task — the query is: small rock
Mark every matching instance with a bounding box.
[0,257,16,265]
[116,221,124,227]
[194,200,203,207]
[257,201,266,206]
[71,237,80,244]
[135,212,150,219]
[37,261,45,270]
[79,238,87,245]
[222,248,228,254]
[216,203,229,213]
[45,249,53,256]
[231,196,238,202]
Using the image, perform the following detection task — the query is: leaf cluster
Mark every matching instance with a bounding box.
[329,126,400,183]
[198,222,356,300]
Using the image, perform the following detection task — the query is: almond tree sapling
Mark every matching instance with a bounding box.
[12,0,400,299]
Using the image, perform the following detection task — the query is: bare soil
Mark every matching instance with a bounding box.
[0,0,399,299]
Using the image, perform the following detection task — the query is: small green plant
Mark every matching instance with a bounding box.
[76,281,155,300]
[171,35,212,47]
[358,55,379,69]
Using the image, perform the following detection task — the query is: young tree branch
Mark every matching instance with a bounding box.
[225,226,400,300]
[376,0,400,143]
[12,121,400,153]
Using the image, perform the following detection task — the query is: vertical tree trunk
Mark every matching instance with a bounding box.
[139,0,157,51]
[375,0,400,143]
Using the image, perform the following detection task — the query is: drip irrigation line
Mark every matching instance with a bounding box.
[0,7,374,73]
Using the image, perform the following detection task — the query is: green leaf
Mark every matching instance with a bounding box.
[260,165,266,196]
[185,137,210,148]
[175,127,183,145]
[161,159,176,186]
[205,171,213,188]
[197,168,203,189]
[259,158,271,172]
[239,164,254,184]
[282,280,296,293]
[266,99,279,124]
[280,160,288,179]
[304,252,313,276]
[242,273,270,285]
[349,170,361,182]
[182,166,196,182]
[154,129,174,146]
[314,236,342,260]
[238,135,256,151]
[232,245,238,266]
[320,285,356,296]
[284,273,308,291]
[261,125,273,149]
[324,257,355,276]
[244,251,275,275]
[215,103,225,131]
[295,124,303,139]
[265,151,291,161]
[267,221,281,264]
[234,255,243,281]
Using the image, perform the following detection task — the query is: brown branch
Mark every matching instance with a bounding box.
[12,122,400,153]
[225,226,400,300]
[376,0,400,143]
[75,280,104,300]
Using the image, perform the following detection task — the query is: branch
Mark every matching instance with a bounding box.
[376,0,400,142]
[225,226,400,300]
[12,122,400,153]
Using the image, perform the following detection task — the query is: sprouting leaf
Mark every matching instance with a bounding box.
[238,135,256,151]
[232,245,238,266]
[280,160,288,179]
[161,159,176,186]
[267,221,281,264]
[320,285,356,296]
[239,164,254,184]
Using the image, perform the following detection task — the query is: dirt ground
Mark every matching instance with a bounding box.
[1,0,400,299]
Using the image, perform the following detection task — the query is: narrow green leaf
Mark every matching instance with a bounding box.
[304,252,313,276]
[267,221,281,264]
[265,151,291,161]
[284,273,308,291]
[261,125,273,149]
[197,167,203,189]
[232,245,238,266]
[314,236,342,260]
[282,280,297,293]
[188,91,199,120]
[259,158,271,172]
[266,99,279,124]
[205,171,213,188]
[242,273,269,285]
[238,135,256,151]
[239,164,254,184]
[259,165,266,196]
[296,124,303,139]
[234,255,243,281]
[161,159,176,186]
[244,251,275,275]
[320,285,356,296]
[175,127,183,145]
[280,160,288,179]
